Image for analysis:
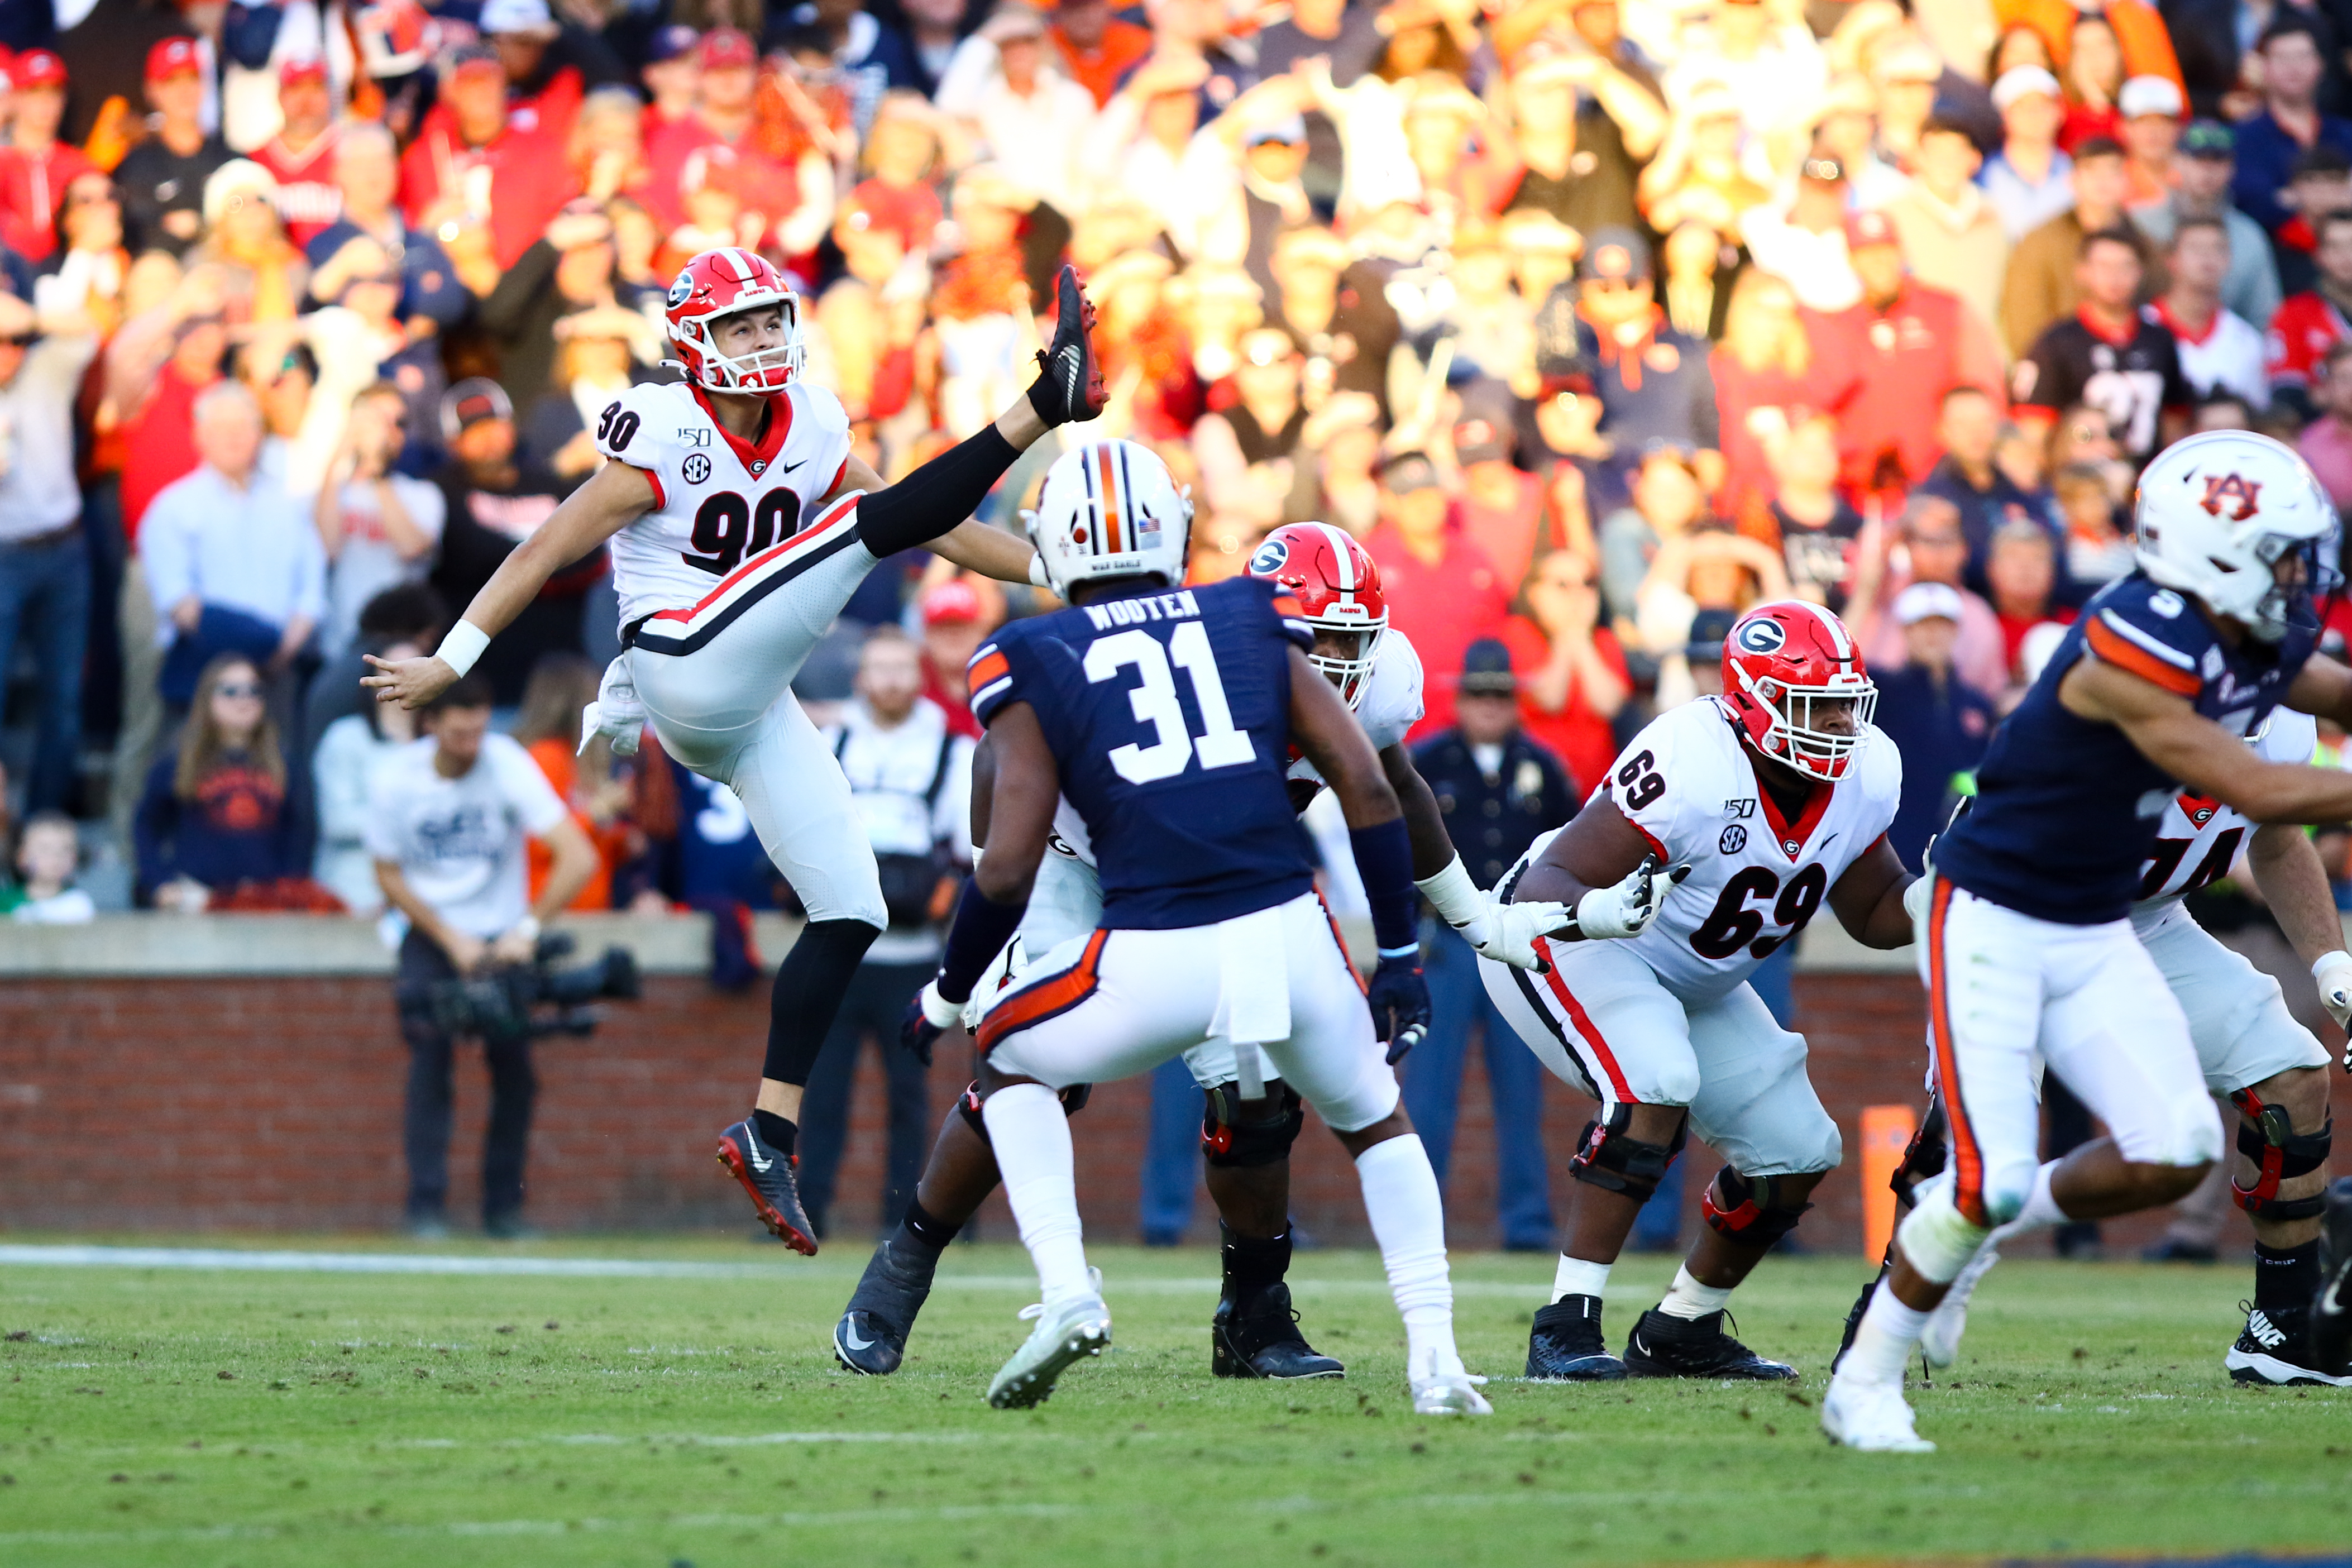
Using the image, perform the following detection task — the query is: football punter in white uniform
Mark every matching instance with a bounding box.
[833,497,1574,1383]
[1482,600,1921,1382]
[1857,706,2350,1385]
[366,248,1106,1251]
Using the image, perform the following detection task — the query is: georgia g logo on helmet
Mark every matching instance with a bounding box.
[1734,616,1787,656]
[1248,537,1290,577]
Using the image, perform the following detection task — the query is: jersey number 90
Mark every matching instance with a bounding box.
[682,490,803,576]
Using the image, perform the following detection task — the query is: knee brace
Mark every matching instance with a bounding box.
[958,1081,1092,1144]
[1568,1105,1686,1202]
[2230,1087,2332,1221]
[1202,1082,1305,1168]
[1892,1098,1949,1210]
[1702,1167,1814,1247]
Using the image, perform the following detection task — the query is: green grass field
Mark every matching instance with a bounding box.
[3,1237,2350,1568]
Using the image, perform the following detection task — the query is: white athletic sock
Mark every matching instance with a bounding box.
[1842,1280,1931,1387]
[1657,1264,1734,1321]
[1355,1135,1464,1380]
[1552,1255,1612,1303]
[979,1084,1093,1312]
[2006,1160,2069,1234]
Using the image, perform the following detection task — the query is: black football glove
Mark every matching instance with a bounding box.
[899,979,962,1066]
[1368,952,1432,1065]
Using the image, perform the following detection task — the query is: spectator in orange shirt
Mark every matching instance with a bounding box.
[1051,0,1152,108]
[515,653,629,910]
[398,44,582,273]
[0,50,93,264]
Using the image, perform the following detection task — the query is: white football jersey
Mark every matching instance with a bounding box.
[1043,629,1427,872]
[597,379,855,628]
[1512,697,1902,1005]
[2129,706,2318,934]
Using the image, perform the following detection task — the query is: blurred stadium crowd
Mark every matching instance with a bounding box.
[9,0,2352,935]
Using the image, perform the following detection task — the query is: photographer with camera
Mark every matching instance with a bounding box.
[796,625,974,1239]
[368,675,600,1239]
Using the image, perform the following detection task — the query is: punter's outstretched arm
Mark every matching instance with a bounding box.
[363,460,656,709]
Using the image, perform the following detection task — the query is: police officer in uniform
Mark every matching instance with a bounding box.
[1406,639,1577,1249]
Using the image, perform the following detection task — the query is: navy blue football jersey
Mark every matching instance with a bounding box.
[968,576,1317,929]
[1933,571,2319,924]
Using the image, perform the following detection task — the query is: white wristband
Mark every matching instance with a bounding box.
[437,619,492,677]
[2315,950,2352,981]
[1027,552,1051,589]
[510,915,542,944]
[1413,854,1484,931]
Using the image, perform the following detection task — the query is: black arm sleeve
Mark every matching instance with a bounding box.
[853,424,1021,557]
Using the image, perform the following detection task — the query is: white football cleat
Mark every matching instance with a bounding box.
[1409,1351,1492,1416]
[987,1274,1111,1410]
[1821,1373,1935,1453]
[1920,1241,2001,1369]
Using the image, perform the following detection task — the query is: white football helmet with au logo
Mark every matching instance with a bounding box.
[2135,431,2339,640]
[1024,439,1194,599]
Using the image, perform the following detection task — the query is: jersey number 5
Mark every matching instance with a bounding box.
[681,490,803,576]
[1085,623,1257,785]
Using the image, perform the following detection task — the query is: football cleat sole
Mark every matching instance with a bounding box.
[715,1134,818,1256]
[2224,1346,2352,1387]
[988,1306,1112,1410]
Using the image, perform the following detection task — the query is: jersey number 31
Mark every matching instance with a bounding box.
[1086,624,1257,785]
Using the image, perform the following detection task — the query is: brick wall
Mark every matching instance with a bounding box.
[0,971,2325,1252]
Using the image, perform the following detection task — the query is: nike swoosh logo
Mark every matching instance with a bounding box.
[1632,1336,1651,1357]
[843,1320,874,1351]
[778,456,809,472]
[745,1136,772,1174]
[2324,1275,2346,1317]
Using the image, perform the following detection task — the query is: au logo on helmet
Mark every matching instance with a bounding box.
[2200,474,2263,521]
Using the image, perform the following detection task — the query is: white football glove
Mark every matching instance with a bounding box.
[577,655,646,758]
[2314,950,2352,1046]
[1902,874,1932,933]
[1462,895,1577,969]
[1573,855,1687,941]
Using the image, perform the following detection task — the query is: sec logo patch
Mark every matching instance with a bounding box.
[1719,824,1748,854]
[683,453,712,485]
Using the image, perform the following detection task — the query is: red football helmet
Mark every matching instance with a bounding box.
[1720,600,1876,780]
[1246,522,1387,706]
[665,247,804,393]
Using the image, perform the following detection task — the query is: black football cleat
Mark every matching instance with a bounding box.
[1212,1283,1344,1379]
[1832,1266,1887,1374]
[1526,1294,1627,1381]
[1623,1307,1796,1380]
[834,1236,941,1375]
[2315,1178,2352,1379]
[2227,1300,2352,1387]
[1026,264,1105,427]
[716,1118,818,1256]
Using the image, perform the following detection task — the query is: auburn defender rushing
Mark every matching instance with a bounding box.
[891,438,1490,1413]
[1483,602,1920,1384]
[1846,704,2352,1387]
[1827,431,2352,1452]
[364,250,1103,1253]
[836,485,1571,1384]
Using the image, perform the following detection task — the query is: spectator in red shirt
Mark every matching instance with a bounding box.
[916,577,991,739]
[1495,547,1630,795]
[1363,451,1511,738]
[1985,517,2075,690]
[2267,208,2352,418]
[481,0,587,147]
[849,93,947,256]
[1451,389,1551,592]
[644,30,795,236]
[1709,268,1861,533]
[1830,209,2007,498]
[2298,340,2352,508]
[0,50,93,264]
[398,44,581,273]
[251,58,343,250]
[640,25,704,135]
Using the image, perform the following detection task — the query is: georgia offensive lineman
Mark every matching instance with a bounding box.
[364,249,1105,1251]
[1841,704,2352,1386]
[1482,601,1921,1383]
[903,444,1491,1414]
[1824,430,2352,1452]
[836,504,1570,1383]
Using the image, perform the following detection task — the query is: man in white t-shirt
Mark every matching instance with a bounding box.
[367,676,597,1238]
[317,383,446,658]
[2147,216,2269,410]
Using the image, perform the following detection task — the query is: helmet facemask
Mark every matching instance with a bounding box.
[677,295,804,393]
[1306,617,1385,708]
[1734,669,1876,781]
[2244,528,2336,642]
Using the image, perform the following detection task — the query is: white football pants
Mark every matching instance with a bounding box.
[625,495,889,928]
